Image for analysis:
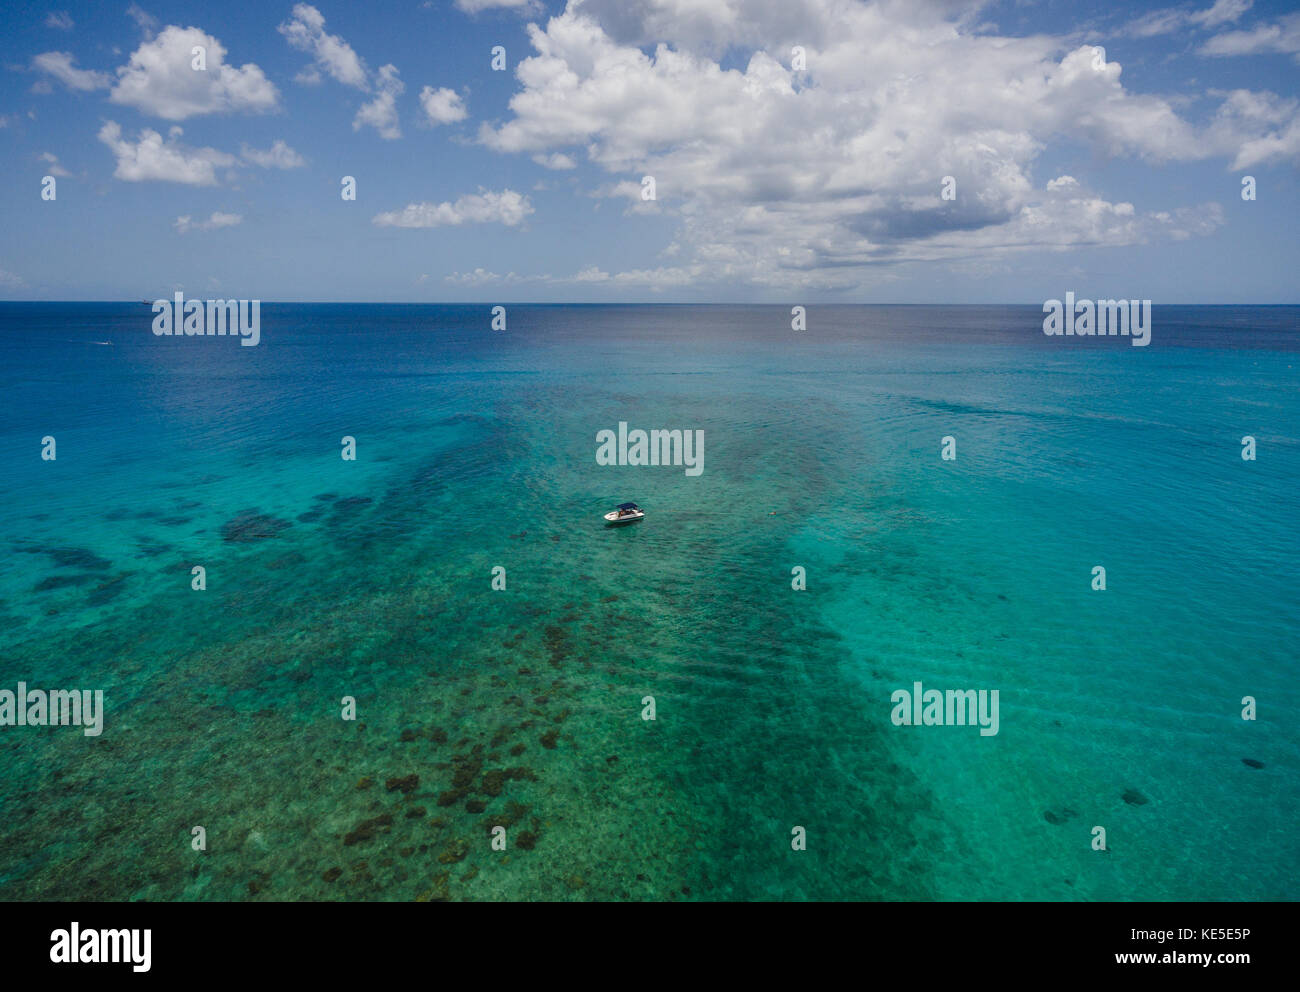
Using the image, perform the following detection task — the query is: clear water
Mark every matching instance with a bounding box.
[0,303,1296,900]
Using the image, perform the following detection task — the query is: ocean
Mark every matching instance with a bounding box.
[0,302,1296,901]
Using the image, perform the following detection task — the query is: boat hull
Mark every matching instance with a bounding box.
[603,511,644,525]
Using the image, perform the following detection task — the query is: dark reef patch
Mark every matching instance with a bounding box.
[437,839,470,864]
[499,801,529,827]
[267,552,307,570]
[23,546,112,571]
[86,574,129,605]
[542,625,571,668]
[33,574,97,592]
[451,753,483,789]
[385,775,419,794]
[343,813,393,846]
[332,496,374,513]
[221,511,292,543]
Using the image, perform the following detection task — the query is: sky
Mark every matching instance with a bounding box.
[1,0,1298,302]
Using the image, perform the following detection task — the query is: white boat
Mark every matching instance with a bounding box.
[604,502,644,525]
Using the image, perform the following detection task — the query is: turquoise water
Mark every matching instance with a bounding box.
[0,303,1296,900]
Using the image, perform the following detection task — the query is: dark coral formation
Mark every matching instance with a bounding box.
[500,802,529,827]
[437,839,470,864]
[542,625,571,667]
[220,510,292,543]
[481,770,505,797]
[86,574,129,605]
[22,545,112,570]
[385,774,419,794]
[343,813,394,846]
[332,496,374,513]
[451,751,483,789]
[33,574,97,592]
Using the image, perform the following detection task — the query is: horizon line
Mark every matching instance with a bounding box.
[3,300,1300,307]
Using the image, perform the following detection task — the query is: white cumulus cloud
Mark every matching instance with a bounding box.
[454,0,542,13]
[1199,11,1300,59]
[419,85,467,125]
[279,3,369,89]
[109,25,279,120]
[32,51,111,91]
[1191,0,1254,29]
[98,121,236,185]
[126,3,158,35]
[1126,1,1254,38]
[471,0,1291,289]
[280,4,413,137]
[240,140,306,168]
[532,152,576,169]
[175,211,243,233]
[373,189,534,228]
[444,267,506,285]
[40,152,71,177]
[354,64,404,138]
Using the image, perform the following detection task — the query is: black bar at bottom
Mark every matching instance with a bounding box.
[0,901,1285,980]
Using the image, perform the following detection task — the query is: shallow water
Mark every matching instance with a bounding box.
[1,303,1296,900]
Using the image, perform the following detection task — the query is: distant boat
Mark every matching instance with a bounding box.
[604,502,644,525]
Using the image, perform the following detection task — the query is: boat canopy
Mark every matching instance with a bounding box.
[617,502,640,510]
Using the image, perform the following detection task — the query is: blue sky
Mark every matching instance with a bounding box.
[1,0,1297,302]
